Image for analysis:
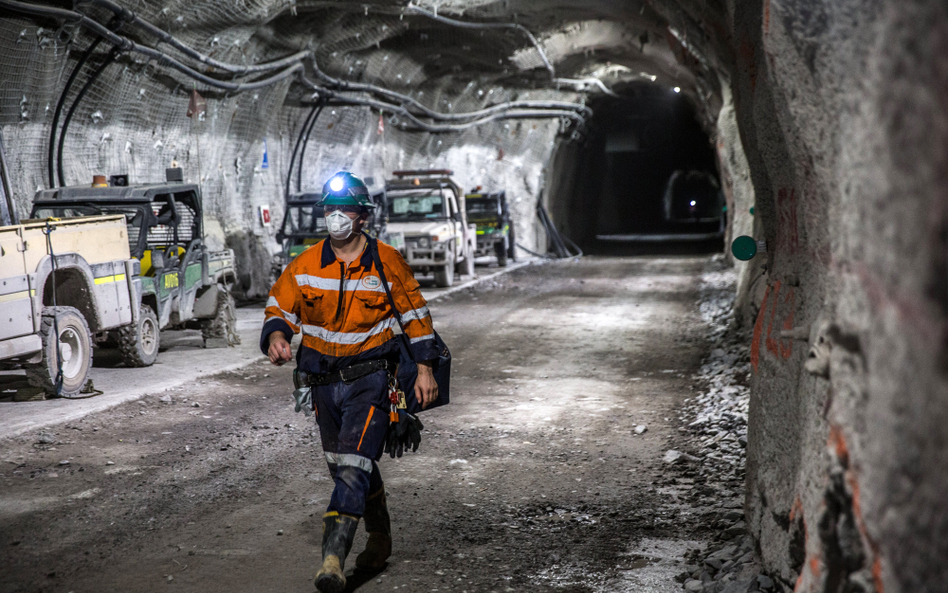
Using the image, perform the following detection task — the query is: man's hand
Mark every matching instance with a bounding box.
[268,331,292,366]
[414,361,438,409]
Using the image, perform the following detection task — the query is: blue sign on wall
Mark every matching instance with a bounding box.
[261,137,269,170]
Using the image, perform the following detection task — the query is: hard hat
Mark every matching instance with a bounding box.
[320,171,374,208]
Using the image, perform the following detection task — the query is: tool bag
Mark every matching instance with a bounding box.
[368,236,451,414]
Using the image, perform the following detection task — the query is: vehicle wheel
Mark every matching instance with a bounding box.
[116,305,159,367]
[25,306,93,398]
[508,228,518,261]
[495,241,508,267]
[433,258,455,288]
[200,284,241,347]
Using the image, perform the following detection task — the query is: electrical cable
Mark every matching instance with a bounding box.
[48,36,102,188]
[42,220,63,398]
[309,57,591,120]
[56,46,122,187]
[310,83,585,133]
[79,0,311,75]
[535,200,583,258]
[554,77,619,97]
[296,99,325,192]
[286,102,320,200]
[5,0,590,132]
[0,0,304,92]
[7,0,590,159]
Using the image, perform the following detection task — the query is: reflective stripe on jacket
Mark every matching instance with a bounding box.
[263,236,436,360]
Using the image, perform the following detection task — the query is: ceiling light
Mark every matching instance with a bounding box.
[673,87,681,93]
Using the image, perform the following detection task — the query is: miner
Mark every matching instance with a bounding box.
[261,171,439,593]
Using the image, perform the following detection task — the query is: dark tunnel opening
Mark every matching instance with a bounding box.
[548,83,724,256]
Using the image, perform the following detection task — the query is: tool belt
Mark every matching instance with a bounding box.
[297,359,393,387]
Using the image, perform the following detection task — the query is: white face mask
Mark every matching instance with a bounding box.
[325,210,355,240]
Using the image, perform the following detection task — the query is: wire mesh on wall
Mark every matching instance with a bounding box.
[0,1,588,296]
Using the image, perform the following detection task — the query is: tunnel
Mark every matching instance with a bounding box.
[548,83,724,253]
[1,2,947,593]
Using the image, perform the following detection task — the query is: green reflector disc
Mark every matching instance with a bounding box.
[731,235,758,261]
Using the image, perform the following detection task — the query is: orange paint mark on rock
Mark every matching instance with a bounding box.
[810,556,821,577]
[751,285,772,372]
[873,557,884,593]
[827,425,849,467]
[789,496,803,522]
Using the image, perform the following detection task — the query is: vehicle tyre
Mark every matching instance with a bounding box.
[200,284,241,347]
[25,306,93,398]
[433,258,455,288]
[508,228,518,261]
[116,305,159,367]
[495,241,508,267]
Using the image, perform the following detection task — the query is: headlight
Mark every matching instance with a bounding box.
[417,237,430,248]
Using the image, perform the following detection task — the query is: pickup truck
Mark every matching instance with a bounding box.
[382,170,475,287]
[0,215,142,397]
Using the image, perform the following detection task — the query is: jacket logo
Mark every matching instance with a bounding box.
[362,275,381,290]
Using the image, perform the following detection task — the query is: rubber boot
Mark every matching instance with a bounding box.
[355,489,392,569]
[315,512,359,593]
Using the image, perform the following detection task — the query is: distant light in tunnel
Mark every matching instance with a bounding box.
[690,200,696,206]
[673,87,681,93]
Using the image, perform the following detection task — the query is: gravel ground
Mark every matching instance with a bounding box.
[0,255,754,593]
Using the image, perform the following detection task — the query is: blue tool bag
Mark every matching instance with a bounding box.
[368,237,451,413]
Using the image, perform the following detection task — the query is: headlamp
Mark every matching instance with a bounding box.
[329,176,345,192]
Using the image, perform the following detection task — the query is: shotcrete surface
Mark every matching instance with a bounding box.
[0,256,732,593]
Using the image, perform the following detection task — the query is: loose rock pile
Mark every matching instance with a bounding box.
[671,258,788,593]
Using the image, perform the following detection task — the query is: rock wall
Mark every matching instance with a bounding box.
[730,1,948,592]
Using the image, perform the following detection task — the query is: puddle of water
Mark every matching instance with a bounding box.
[608,537,705,593]
[527,538,705,592]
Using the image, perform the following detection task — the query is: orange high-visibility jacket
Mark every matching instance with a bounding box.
[262,237,436,367]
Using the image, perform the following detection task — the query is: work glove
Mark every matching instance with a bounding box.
[292,386,313,417]
[384,411,424,458]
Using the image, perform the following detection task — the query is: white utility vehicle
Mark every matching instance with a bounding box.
[382,170,476,287]
[0,215,143,397]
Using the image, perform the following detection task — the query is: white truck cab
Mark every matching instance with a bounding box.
[382,170,475,287]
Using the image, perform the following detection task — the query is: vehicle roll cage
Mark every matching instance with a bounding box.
[30,184,202,259]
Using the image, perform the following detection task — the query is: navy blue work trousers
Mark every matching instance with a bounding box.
[314,369,390,517]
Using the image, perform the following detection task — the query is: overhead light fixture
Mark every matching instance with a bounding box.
[673,87,681,93]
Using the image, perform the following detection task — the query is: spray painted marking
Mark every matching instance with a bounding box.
[764,281,795,359]
[753,281,796,371]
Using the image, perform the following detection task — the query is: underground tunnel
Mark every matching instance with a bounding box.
[0,2,946,593]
